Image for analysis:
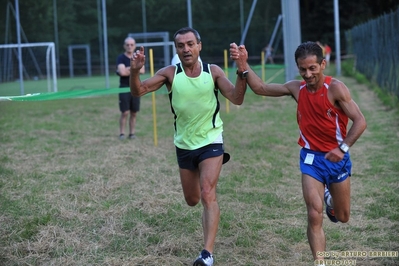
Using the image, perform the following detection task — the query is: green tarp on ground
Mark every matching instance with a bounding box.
[0,88,126,101]
[0,87,169,101]
[0,65,284,101]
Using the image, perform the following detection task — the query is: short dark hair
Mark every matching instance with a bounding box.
[173,27,201,44]
[294,41,323,65]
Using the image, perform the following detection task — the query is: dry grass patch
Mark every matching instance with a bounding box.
[1,72,398,265]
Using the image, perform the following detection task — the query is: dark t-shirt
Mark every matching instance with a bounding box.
[116,53,130,87]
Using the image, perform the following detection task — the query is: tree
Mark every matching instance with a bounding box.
[0,0,397,76]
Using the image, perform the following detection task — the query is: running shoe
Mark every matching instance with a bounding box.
[193,249,214,266]
[324,186,338,223]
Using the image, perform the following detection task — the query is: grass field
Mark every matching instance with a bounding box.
[0,65,398,265]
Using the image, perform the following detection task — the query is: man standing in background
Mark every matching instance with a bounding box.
[324,43,332,66]
[116,37,145,140]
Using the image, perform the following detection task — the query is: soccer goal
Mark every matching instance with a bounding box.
[0,42,57,95]
[128,32,176,68]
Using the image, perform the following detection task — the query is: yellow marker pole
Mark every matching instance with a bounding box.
[261,51,265,99]
[261,51,265,82]
[224,49,230,113]
[149,49,158,147]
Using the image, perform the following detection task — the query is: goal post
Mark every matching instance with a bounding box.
[128,32,176,68]
[0,42,57,95]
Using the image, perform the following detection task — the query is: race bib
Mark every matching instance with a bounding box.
[304,153,315,165]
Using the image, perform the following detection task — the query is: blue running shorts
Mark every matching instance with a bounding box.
[299,148,352,188]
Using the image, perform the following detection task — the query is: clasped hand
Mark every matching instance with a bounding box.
[229,42,248,68]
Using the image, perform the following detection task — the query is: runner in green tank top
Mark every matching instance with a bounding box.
[130,27,248,266]
[171,61,223,150]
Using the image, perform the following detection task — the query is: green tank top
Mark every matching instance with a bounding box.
[169,62,223,150]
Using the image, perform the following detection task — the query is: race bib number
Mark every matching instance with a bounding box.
[304,153,315,165]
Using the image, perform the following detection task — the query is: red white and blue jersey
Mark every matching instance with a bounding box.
[297,76,348,152]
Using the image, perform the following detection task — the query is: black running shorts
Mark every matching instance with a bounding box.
[119,91,140,113]
[176,144,228,170]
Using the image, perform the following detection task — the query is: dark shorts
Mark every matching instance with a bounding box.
[119,91,140,113]
[299,148,352,189]
[176,144,230,170]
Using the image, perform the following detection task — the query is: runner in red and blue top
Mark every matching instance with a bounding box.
[230,41,367,262]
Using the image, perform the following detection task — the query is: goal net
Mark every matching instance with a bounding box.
[0,42,57,96]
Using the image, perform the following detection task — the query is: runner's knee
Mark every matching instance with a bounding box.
[185,195,200,206]
[336,209,350,223]
[307,206,324,226]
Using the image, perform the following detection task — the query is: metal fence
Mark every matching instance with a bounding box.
[345,8,399,97]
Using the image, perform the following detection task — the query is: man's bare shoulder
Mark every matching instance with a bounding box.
[209,64,223,73]
[285,80,302,91]
[157,65,176,75]
[286,79,302,86]
[278,80,301,100]
[328,77,352,103]
[208,64,225,80]
[329,78,350,93]
[153,65,176,81]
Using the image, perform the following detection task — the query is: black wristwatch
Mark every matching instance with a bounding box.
[236,70,249,79]
[339,143,349,153]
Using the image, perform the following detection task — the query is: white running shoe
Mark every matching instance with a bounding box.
[193,249,214,266]
[324,186,338,223]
